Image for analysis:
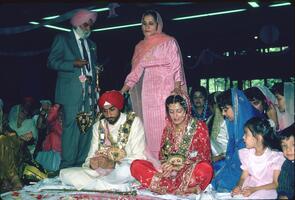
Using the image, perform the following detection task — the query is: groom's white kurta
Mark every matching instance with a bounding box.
[60,113,146,191]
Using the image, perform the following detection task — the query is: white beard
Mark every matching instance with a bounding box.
[76,26,91,39]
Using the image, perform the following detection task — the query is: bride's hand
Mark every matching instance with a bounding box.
[161,162,174,177]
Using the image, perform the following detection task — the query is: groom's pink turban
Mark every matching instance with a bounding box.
[70,9,97,27]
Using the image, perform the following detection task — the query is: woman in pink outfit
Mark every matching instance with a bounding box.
[231,117,285,199]
[120,10,187,160]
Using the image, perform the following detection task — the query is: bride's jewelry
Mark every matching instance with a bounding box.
[174,125,185,135]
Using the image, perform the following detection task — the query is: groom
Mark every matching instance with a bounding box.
[60,90,146,191]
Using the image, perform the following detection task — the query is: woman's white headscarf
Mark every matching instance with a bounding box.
[277,82,294,130]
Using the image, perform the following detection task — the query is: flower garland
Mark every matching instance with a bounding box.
[106,112,135,149]
[97,112,136,161]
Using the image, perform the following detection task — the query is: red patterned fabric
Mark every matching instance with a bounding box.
[131,120,213,194]
[159,120,211,164]
[42,105,62,152]
[131,160,157,188]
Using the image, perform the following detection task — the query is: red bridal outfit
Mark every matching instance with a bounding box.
[131,119,213,194]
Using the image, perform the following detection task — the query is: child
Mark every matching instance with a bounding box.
[277,123,294,199]
[231,117,285,199]
[211,89,260,192]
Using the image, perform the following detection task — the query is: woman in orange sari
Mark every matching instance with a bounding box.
[130,94,213,195]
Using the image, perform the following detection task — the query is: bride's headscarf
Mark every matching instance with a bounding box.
[164,93,192,133]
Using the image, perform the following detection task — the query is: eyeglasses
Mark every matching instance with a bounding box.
[81,20,94,28]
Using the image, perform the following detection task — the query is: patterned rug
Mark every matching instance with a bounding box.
[0,177,201,200]
[1,190,162,200]
[1,177,239,200]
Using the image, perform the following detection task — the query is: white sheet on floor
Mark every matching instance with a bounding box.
[1,178,247,200]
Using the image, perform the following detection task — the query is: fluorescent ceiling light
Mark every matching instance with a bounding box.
[29,21,70,32]
[41,7,109,21]
[269,2,291,7]
[42,15,60,20]
[27,7,108,32]
[156,2,193,6]
[93,23,141,32]
[29,21,40,25]
[44,25,71,32]
[91,8,109,12]
[248,2,260,8]
[172,9,247,21]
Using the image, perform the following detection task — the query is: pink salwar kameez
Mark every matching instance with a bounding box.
[124,11,187,160]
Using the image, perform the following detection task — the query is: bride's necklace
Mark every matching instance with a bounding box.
[174,123,186,134]
[173,125,186,147]
[175,126,184,134]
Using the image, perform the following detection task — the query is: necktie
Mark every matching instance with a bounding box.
[80,38,90,71]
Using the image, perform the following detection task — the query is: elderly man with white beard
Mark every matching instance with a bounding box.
[48,9,99,168]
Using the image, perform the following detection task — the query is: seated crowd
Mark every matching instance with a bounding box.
[0,82,294,199]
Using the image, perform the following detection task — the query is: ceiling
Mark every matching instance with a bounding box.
[0,1,294,104]
[0,1,293,51]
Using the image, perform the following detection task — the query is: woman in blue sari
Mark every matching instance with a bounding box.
[211,89,260,192]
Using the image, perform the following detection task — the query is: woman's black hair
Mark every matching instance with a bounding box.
[216,89,232,110]
[142,10,159,30]
[190,86,208,100]
[271,82,284,96]
[244,117,279,149]
[244,87,269,112]
[165,95,188,114]
[277,123,295,142]
[142,10,158,22]
[52,103,64,122]
[57,104,64,116]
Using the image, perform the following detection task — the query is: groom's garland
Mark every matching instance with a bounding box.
[97,112,136,162]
